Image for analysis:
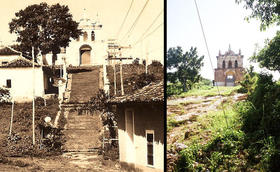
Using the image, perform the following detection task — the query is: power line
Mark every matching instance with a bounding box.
[133,22,163,47]
[193,0,229,128]
[132,9,163,46]
[120,0,150,43]
[116,0,134,39]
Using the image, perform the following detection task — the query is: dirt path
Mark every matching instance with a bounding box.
[0,153,121,172]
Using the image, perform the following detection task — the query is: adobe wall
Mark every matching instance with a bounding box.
[116,103,164,171]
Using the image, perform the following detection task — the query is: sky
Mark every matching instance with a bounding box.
[0,0,163,64]
[167,0,280,80]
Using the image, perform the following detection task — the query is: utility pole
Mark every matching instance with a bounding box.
[145,40,149,74]
[113,64,117,95]
[32,46,35,145]
[9,99,14,136]
[120,59,124,95]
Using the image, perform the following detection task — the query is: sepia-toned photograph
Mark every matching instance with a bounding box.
[0,0,164,171]
[167,0,280,171]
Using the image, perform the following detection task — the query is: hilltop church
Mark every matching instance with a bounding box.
[43,12,108,66]
[214,45,245,86]
[0,11,133,101]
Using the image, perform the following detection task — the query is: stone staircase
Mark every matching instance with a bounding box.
[60,66,104,152]
[63,111,102,152]
[69,66,102,103]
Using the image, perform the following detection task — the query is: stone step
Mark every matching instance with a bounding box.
[64,130,101,150]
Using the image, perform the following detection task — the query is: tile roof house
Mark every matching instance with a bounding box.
[0,55,50,102]
[108,81,164,171]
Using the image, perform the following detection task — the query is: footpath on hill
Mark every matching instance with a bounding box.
[166,86,247,171]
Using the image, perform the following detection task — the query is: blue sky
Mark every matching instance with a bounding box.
[167,0,279,80]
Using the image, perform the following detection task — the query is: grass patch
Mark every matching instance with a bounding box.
[177,86,241,98]
[175,104,248,171]
[167,113,183,132]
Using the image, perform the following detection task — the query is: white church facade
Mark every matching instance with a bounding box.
[43,15,108,67]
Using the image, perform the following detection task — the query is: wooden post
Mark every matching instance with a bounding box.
[145,40,149,74]
[9,100,14,136]
[120,60,124,95]
[113,64,117,95]
[32,46,35,145]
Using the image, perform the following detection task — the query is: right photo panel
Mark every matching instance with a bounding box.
[167,0,280,171]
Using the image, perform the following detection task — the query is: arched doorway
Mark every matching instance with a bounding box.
[80,45,92,65]
[225,71,235,86]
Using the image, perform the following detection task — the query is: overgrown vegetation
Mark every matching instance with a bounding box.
[173,103,248,171]
[174,70,280,171]
[0,97,65,158]
[167,78,212,97]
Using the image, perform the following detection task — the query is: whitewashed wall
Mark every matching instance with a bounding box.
[0,67,45,102]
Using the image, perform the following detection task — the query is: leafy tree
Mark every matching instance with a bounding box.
[9,3,81,65]
[236,0,280,30]
[251,31,280,72]
[167,46,204,92]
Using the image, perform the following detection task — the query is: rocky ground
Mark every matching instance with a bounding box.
[167,91,247,171]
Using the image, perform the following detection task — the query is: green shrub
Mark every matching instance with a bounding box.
[167,82,183,97]
[175,129,245,171]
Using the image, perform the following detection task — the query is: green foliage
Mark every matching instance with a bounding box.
[167,46,204,92]
[167,78,213,97]
[167,82,183,97]
[236,0,280,30]
[251,31,280,71]
[236,72,280,171]
[251,31,280,72]
[179,86,240,97]
[176,129,246,171]
[174,104,247,171]
[9,3,81,63]
[238,65,258,94]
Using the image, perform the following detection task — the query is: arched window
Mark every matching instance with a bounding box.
[222,60,225,69]
[235,60,238,68]
[228,61,232,68]
[91,31,95,41]
[83,32,88,41]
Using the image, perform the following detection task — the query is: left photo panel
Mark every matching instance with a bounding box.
[0,0,164,171]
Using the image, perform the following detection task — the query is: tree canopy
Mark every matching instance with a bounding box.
[9,3,82,64]
[167,46,204,92]
[236,0,280,30]
[251,31,280,71]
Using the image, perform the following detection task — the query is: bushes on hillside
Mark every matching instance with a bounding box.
[0,97,64,157]
[235,73,280,171]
